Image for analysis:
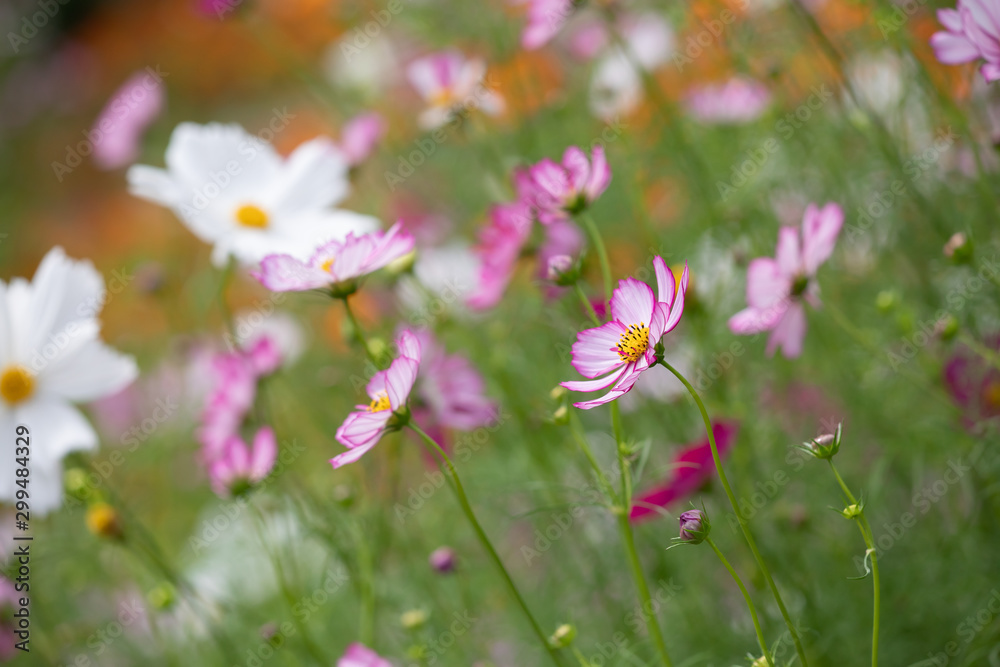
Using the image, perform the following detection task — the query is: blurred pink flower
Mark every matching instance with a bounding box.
[413,330,497,431]
[630,422,739,521]
[253,222,414,293]
[562,258,688,409]
[467,201,534,310]
[525,145,611,223]
[685,77,771,124]
[538,218,584,283]
[728,203,843,358]
[91,69,165,169]
[519,0,574,50]
[332,331,421,468]
[931,0,1000,82]
[340,112,386,166]
[569,21,609,61]
[209,427,277,496]
[338,643,392,667]
[944,335,1000,427]
[406,51,504,129]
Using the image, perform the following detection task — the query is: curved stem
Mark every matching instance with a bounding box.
[706,537,772,666]
[574,282,603,326]
[408,422,564,666]
[658,359,808,667]
[608,402,674,667]
[577,212,613,304]
[828,462,879,667]
[340,296,377,363]
[568,412,618,503]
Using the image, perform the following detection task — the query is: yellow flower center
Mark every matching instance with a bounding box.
[368,392,391,413]
[320,257,335,273]
[235,204,269,229]
[430,88,455,108]
[0,365,34,405]
[616,323,649,363]
[984,381,1000,409]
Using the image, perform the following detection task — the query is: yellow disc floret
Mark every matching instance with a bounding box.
[0,365,34,405]
[367,392,391,413]
[616,323,649,363]
[235,204,269,228]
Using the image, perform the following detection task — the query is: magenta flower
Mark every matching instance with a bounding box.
[561,257,688,409]
[337,643,392,667]
[944,335,1000,427]
[526,146,611,223]
[931,0,1000,82]
[209,426,278,496]
[467,201,534,310]
[630,422,739,521]
[407,51,504,129]
[253,222,415,293]
[728,203,843,358]
[340,112,386,167]
[91,69,165,169]
[413,330,497,431]
[332,331,421,469]
[429,546,457,573]
[685,77,772,125]
[519,0,574,50]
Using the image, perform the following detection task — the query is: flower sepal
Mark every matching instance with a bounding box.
[329,279,359,299]
[795,422,842,460]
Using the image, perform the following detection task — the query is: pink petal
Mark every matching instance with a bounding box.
[253,254,332,292]
[931,30,981,64]
[728,304,786,335]
[91,70,166,170]
[562,146,591,194]
[659,269,687,335]
[766,301,807,358]
[329,440,380,469]
[561,365,626,393]
[775,226,802,277]
[982,61,1000,80]
[938,8,964,32]
[610,277,655,327]
[340,112,386,166]
[571,321,629,378]
[801,202,843,275]
[571,358,647,409]
[529,159,571,201]
[745,257,791,310]
[249,426,278,481]
[653,256,675,309]
[584,145,611,201]
[396,329,422,361]
[386,357,419,409]
[335,410,392,450]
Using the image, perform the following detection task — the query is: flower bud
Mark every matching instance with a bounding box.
[147,582,176,610]
[678,509,709,544]
[751,655,771,667]
[935,315,959,342]
[552,405,569,425]
[549,623,577,648]
[875,290,896,314]
[332,484,355,508]
[429,546,456,573]
[387,249,418,275]
[841,503,862,519]
[549,385,567,401]
[546,255,580,286]
[401,609,428,630]
[86,502,123,539]
[64,467,92,500]
[799,423,841,460]
[943,232,973,264]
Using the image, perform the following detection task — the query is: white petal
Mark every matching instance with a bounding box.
[165,123,282,196]
[266,137,350,214]
[16,397,98,466]
[39,339,138,402]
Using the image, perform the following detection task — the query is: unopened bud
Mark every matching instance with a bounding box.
[552,405,569,425]
[549,623,577,648]
[401,609,428,630]
[943,232,973,264]
[935,315,959,341]
[799,423,841,460]
[332,484,355,508]
[678,509,710,544]
[841,503,863,519]
[875,290,897,314]
[147,582,176,610]
[429,546,456,573]
[549,385,567,401]
[86,502,122,539]
[387,249,417,275]
[546,255,580,286]
[64,467,92,500]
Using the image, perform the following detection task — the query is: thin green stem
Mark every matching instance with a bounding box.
[607,402,673,667]
[568,412,618,503]
[352,520,377,647]
[705,538,772,667]
[408,422,564,666]
[828,462,879,667]
[577,212,613,304]
[574,282,603,327]
[341,296,377,363]
[958,332,1000,373]
[571,646,592,666]
[658,359,808,667]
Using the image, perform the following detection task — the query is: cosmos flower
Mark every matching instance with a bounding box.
[630,422,739,521]
[406,51,504,130]
[91,68,165,170]
[252,222,415,293]
[685,77,772,124]
[337,643,392,667]
[339,112,386,167]
[331,330,420,468]
[127,122,379,266]
[728,203,843,358]
[561,257,688,409]
[466,201,534,310]
[518,0,574,50]
[944,335,1000,428]
[525,145,611,223]
[412,330,497,431]
[931,0,1000,82]
[0,248,138,514]
[209,427,278,497]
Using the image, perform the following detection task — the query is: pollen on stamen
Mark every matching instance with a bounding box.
[367,392,391,413]
[615,323,650,363]
[320,257,335,273]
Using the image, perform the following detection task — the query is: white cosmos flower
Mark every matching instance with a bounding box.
[127,122,380,267]
[0,248,137,514]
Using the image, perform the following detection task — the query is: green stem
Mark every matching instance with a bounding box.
[608,402,674,667]
[577,212,613,304]
[568,412,618,503]
[705,538,772,666]
[571,646,592,667]
[958,332,1000,373]
[407,423,564,666]
[828,462,880,667]
[658,359,808,667]
[574,282,603,327]
[352,521,377,647]
[341,296,377,363]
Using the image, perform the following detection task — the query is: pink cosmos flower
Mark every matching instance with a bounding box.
[91,69,165,169]
[519,0,574,50]
[630,422,739,521]
[413,330,497,431]
[338,643,392,667]
[407,51,504,130]
[569,21,609,60]
[562,257,688,409]
[931,0,1000,82]
[467,201,534,310]
[728,203,843,359]
[253,222,415,293]
[340,112,386,167]
[525,145,611,223]
[685,77,772,124]
[944,335,1000,428]
[209,427,278,496]
[332,331,421,469]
